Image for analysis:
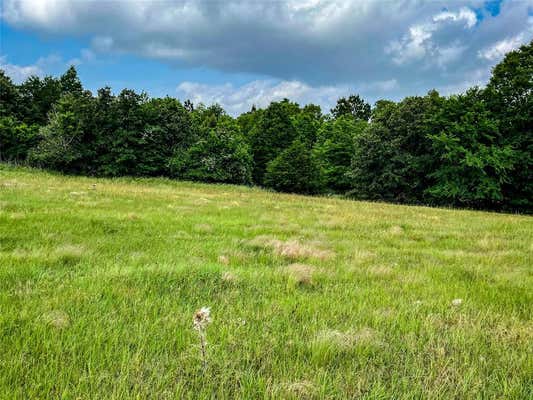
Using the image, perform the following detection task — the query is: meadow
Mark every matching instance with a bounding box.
[0,165,531,399]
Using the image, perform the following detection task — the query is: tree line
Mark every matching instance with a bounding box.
[1,41,531,212]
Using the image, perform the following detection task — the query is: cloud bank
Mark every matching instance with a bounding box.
[2,0,532,112]
[176,78,402,115]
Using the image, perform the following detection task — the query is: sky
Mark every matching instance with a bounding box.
[1,0,532,115]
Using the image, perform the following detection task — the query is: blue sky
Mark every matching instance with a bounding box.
[1,0,532,115]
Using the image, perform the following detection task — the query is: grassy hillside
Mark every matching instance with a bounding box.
[1,165,531,399]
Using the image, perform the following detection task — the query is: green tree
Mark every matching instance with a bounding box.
[485,40,532,211]
[249,99,299,185]
[347,123,402,201]
[59,66,84,96]
[0,116,39,162]
[427,89,515,208]
[29,92,96,172]
[348,92,441,203]
[18,75,62,125]
[171,116,252,184]
[292,104,323,146]
[331,94,371,121]
[97,89,148,176]
[237,106,263,142]
[0,70,20,118]
[264,139,321,194]
[142,97,197,176]
[313,116,366,192]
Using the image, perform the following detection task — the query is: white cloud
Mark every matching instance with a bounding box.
[0,54,62,83]
[176,80,345,115]
[176,78,399,116]
[0,56,43,83]
[433,7,477,29]
[386,7,476,66]
[1,50,95,83]
[478,16,533,61]
[386,23,435,65]
[478,34,526,61]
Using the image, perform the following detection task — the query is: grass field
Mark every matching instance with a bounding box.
[0,165,532,399]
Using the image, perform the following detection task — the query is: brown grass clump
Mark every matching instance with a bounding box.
[348,249,377,263]
[286,263,315,285]
[126,212,138,220]
[9,212,26,220]
[42,310,70,329]
[388,225,404,235]
[314,329,354,350]
[55,244,85,258]
[247,235,275,246]
[282,380,317,399]
[354,327,380,345]
[221,271,238,283]
[129,251,147,261]
[367,264,394,277]
[314,327,381,350]
[218,255,230,265]
[249,236,334,260]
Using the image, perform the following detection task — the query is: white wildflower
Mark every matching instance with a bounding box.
[451,298,463,306]
[193,307,211,330]
[192,306,212,371]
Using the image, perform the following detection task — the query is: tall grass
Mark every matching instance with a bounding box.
[0,165,531,399]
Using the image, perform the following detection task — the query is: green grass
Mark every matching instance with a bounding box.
[1,165,532,399]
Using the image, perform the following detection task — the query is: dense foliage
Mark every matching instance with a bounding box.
[1,42,531,212]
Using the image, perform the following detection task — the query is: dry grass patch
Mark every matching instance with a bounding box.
[388,225,404,235]
[129,251,147,261]
[11,248,45,260]
[8,212,26,220]
[221,271,238,283]
[285,263,315,285]
[313,327,382,350]
[476,236,508,252]
[274,380,317,399]
[218,255,230,265]
[41,310,70,329]
[55,244,86,258]
[367,264,395,277]
[249,235,334,260]
[347,249,377,263]
[126,212,139,220]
